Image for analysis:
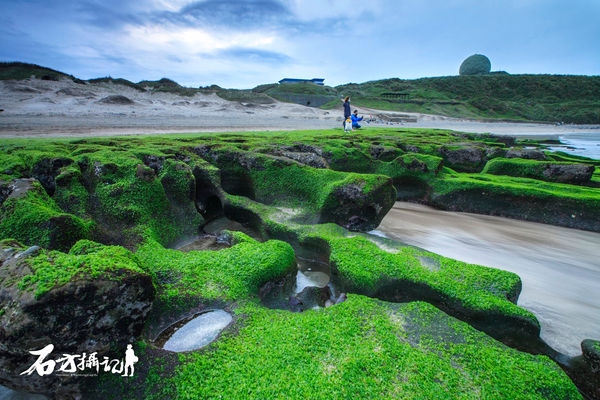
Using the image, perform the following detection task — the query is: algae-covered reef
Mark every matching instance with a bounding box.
[1,128,597,399]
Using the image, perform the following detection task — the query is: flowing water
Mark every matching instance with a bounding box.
[373,202,600,356]
[548,133,600,159]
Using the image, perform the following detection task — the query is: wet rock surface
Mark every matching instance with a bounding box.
[260,257,343,312]
[438,146,486,172]
[32,158,73,196]
[542,163,594,183]
[506,148,548,160]
[582,339,600,373]
[322,179,396,231]
[369,145,401,161]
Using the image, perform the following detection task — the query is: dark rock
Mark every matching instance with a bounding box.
[295,286,332,310]
[142,155,164,173]
[491,136,516,147]
[32,158,73,196]
[506,148,548,161]
[0,181,12,206]
[438,146,486,172]
[581,339,600,372]
[280,151,329,169]
[542,163,594,184]
[282,143,324,157]
[370,146,401,162]
[216,231,234,246]
[396,155,431,173]
[288,295,302,307]
[321,178,396,232]
[334,293,347,304]
[485,147,507,159]
[135,164,156,182]
[0,241,155,399]
[192,145,216,160]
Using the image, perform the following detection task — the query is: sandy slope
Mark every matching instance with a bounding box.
[1,77,599,138]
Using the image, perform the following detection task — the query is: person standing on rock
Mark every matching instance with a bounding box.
[342,96,351,128]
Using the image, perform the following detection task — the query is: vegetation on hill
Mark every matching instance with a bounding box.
[330,74,600,124]
[88,76,146,92]
[2,62,599,124]
[0,61,84,83]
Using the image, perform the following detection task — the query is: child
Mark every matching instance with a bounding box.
[344,116,353,133]
[351,110,363,129]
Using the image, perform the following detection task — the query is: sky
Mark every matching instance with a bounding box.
[1,0,599,88]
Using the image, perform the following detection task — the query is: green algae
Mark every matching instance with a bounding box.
[136,233,294,303]
[0,180,92,251]
[9,239,147,298]
[482,157,594,183]
[0,127,596,398]
[148,296,579,400]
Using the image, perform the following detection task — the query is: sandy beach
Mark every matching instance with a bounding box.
[2,77,599,139]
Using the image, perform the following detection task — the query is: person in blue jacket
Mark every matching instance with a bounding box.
[342,96,351,127]
[351,109,363,129]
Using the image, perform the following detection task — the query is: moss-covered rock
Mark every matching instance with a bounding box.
[194,146,395,231]
[320,174,396,231]
[430,173,600,231]
[483,158,595,184]
[438,145,487,172]
[132,296,579,400]
[0,239,155,398]
[581,339,600,373]
[0,128,597,398]
[506,148,548,161]
[0,179,92,251]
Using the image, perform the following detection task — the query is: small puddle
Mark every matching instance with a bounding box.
[295,258,330,293]
[261,256,344,312]
[174,234,229,252]
[172,216,263,252]
[203,217,262,240]
[158,310,232,353]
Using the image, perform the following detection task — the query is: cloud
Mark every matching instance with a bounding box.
[76,1,143,29]
[122,24,278,54]
[159,0,292,29]
[211,47,291,63]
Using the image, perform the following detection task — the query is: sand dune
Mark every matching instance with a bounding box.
[1,77,599,138]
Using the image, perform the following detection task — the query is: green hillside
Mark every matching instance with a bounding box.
[0,62,84,83]
[329,74,600,124]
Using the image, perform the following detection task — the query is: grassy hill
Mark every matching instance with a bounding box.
[328,74,600,124]
[0,62,84,83]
